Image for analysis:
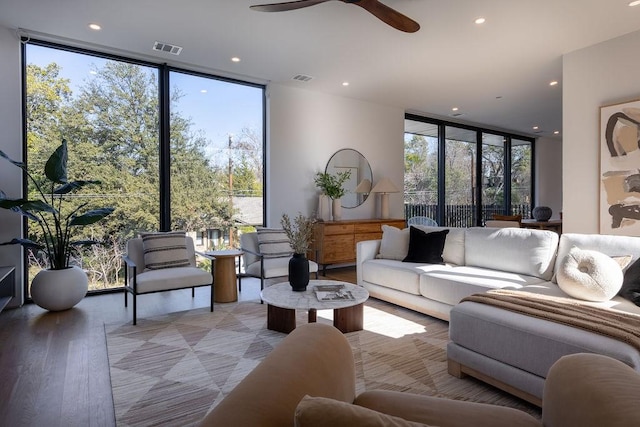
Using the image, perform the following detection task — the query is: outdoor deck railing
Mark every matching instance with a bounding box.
[404,203,532,227]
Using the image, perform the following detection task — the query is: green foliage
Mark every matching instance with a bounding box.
[0,140,114,270]
[314,170,352,199]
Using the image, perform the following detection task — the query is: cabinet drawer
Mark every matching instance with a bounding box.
[323,235,355,262]
[354,223,384,233]
[355,232,381,243]
[324,224,354,235]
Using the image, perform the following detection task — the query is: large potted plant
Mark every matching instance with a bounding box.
[0,140,115,311]
[281,213,316,291]
[314,170,351,221]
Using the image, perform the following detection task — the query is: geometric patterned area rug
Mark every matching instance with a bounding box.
[105,298,541,426]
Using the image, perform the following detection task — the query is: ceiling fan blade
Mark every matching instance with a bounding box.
[250,0,332,12]
[350,0,420,33]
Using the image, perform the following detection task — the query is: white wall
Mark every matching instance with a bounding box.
[0,26,24,307]
[535,136,563,219]
[267,84,405,226]
[563,29,640,233]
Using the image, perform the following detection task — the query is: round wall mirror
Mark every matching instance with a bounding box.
[325,149,372,208]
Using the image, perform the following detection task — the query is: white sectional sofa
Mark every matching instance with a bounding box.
[356,226,560,321]
[356,226,640,405]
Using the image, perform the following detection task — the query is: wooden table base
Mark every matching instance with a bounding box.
[266,303,364,334]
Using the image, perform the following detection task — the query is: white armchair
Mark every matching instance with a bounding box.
[123,232,214,324]
[239,231,319,294]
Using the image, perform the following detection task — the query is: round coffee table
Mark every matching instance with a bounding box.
[260,280,369,333]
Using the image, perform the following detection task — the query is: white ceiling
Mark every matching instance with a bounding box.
[1,0,640,139]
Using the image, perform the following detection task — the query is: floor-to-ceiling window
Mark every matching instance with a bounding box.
[404,115,534,226]
[23,41,265,294]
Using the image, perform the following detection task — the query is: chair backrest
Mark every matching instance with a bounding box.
[127,235,197,272]
[485,220,521,228]
[407,216,438,226]
[240,232,260,266]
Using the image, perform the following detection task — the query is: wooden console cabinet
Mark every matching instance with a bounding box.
[311,219,405,274]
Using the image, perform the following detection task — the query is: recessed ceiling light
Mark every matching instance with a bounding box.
[452,107,459,111]
[629,1,640,7]
[554,131,560,135]
[342,82,349,87]
[231,57,241,63]
[549,80,558,86]
[88,23,101,30]
[475,17,486,24]
[533,126,539,130]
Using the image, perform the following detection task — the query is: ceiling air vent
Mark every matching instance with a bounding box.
[153,41,183,55]
[451,113,463,117]
[292,74,314,82]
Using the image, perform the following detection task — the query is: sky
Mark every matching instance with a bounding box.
[27,44,264,163]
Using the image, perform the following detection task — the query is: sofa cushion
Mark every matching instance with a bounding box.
[377,225,409,260]
[403,228,449,264]
[294,395,432,427]
[555,233,640,283]
[140,231,190,271]
[557,246,630,302]
[420,266,547,306]
[414,226,465,266]
[620,257,640,306]
[465,227,558,280]
[362,259,451,295]
[256,228,293,258]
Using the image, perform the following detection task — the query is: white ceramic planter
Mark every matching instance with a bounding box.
[332,198,342,221]
[30,266,88,311]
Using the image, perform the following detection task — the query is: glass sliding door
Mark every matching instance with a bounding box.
[169,71,264,251]
[511,138,533,217]
[444,126,477,227]
[481,133,506,223]
[25,43,160,291]
[404,120,438,222]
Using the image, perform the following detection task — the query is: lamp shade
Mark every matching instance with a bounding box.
[355,178,372,194]
[371,177,399,194]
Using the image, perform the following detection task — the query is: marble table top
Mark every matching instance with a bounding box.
[260,280,369,310]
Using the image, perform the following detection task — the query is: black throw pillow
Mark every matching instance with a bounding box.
[620,257,640,306]
[402,227,449,264]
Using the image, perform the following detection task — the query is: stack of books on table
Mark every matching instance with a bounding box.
[314,284,355,301]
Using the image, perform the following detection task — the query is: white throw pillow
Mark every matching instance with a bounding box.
[376,225,409,260]
[140,231,190,271]
[256,228,293,258]
[556,246,631,302]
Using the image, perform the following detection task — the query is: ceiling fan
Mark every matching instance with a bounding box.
[250,0,420,33]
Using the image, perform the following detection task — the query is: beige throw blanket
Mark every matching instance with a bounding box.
[462,289,640,352]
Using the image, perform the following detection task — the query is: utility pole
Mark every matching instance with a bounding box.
[228,135,234,247]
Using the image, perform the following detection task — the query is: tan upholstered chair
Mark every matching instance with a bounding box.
[239,231,318,292]
[123,233,214,324]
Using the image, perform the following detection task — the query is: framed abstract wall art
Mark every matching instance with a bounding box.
[600,98,640,235]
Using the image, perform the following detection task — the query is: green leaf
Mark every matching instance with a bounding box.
[44,139,68,184]
[0,238,44,250]
[0,149,25,169]
[54,180,101,195]
[69,207,115,226]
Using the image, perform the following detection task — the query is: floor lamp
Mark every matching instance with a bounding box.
[371,177,399,219]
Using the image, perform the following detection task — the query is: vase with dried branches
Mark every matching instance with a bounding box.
[281,213,316,291]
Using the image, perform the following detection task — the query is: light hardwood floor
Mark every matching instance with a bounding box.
[0,268,356,426]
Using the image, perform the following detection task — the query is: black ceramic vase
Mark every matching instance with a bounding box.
[289,253,310,292]
[532,206,552,221]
